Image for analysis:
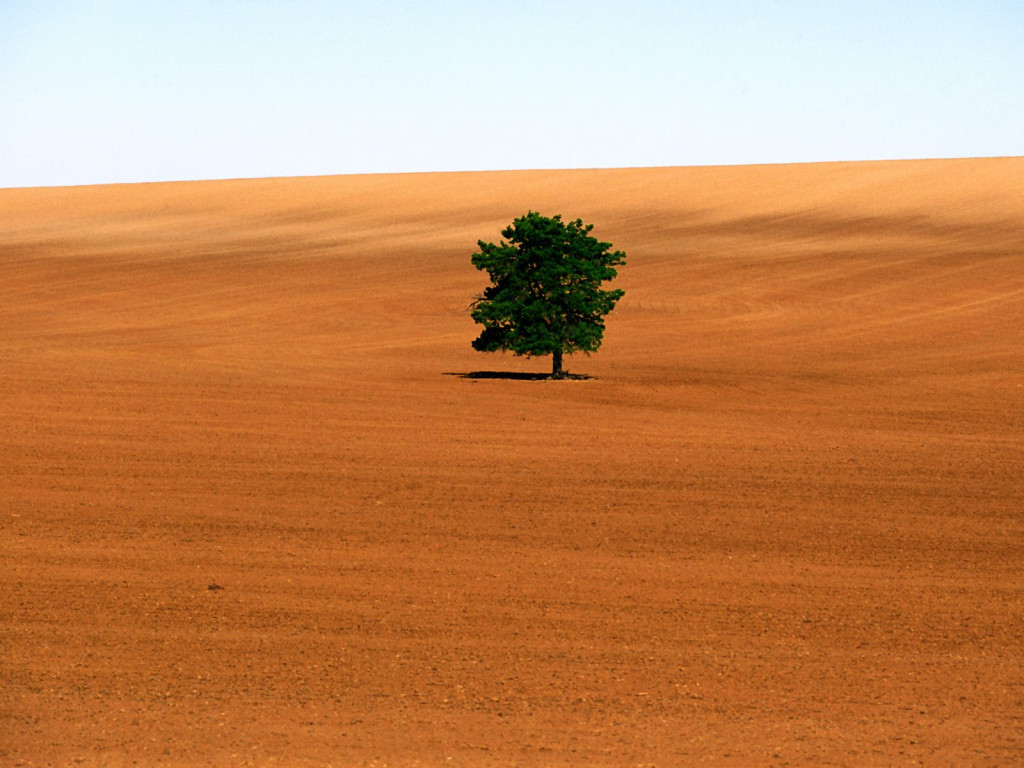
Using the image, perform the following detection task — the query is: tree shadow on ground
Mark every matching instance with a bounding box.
[445,371,594,381]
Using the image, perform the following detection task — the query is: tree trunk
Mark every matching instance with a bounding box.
[551,348,564,378]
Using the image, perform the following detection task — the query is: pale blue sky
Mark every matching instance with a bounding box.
[2,0,1021,188]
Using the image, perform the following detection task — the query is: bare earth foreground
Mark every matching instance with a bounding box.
[2,159,1023,767]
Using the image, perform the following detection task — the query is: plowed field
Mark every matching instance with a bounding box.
[2,159,1023,766]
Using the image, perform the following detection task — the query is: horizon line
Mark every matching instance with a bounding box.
[3,153,1020,193]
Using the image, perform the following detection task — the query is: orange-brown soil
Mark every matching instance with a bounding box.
[2,159,1022,766]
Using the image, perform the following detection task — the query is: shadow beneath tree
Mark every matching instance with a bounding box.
[444,371,594,381]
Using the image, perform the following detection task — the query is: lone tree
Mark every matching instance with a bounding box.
[470,211,625,378]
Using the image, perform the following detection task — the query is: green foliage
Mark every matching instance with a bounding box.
[470,211,625,376]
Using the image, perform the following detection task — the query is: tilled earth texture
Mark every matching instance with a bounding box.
[2,159,1023,766]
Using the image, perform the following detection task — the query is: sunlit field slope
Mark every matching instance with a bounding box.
[2,158,1022,765]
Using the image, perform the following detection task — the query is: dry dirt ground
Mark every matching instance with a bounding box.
[2,159,1023,766]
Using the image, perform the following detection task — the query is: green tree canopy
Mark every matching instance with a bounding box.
[470,211,625,378]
